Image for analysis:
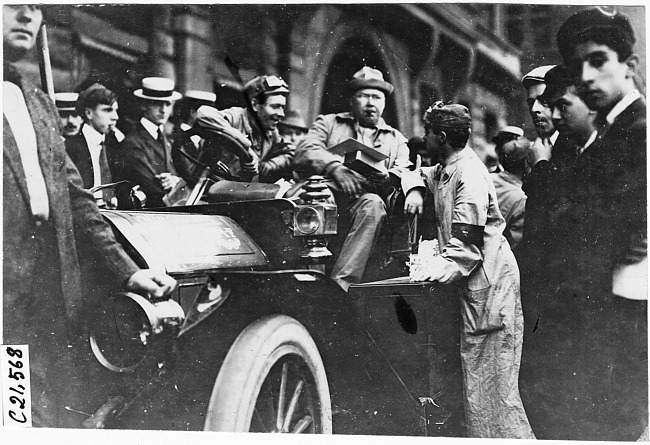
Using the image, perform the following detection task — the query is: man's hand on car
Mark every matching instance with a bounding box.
[404,188,425,215]
[156,172,181,191]
[331,164,367,198]
[126,269,178,299]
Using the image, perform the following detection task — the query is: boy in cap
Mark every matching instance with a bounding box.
[55,92,83,138]
[294,66,411,292]
[490,126,528,251]
[278,109,309,146]
[519,7,647,440]
[403,102,534,439]
[117,77,183,208]
[217,75,293,183]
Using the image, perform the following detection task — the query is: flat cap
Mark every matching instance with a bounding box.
[423,101,471,129]
[491,125,524,143]
[522,65,556,89]
[54,92,78,111]
[539,64,576,103]
[349,66,394,96]
[245,75,289,101]
[557,7,635,62]
[279,110,308,132]
[184,90,216,104]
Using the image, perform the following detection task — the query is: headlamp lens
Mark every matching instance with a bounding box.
[295,207,321,235]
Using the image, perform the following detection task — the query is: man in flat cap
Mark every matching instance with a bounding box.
[519,7,647,441]
[402,102,534,439]
[490,126,529,251]
[3,5,177,427]
[55,92,83,139]
[279,109,309,146]
[117,77,183,208]
[216,75,294,183]
[294,66,411,292]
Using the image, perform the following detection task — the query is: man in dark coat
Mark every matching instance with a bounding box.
[65,83,120,207]
[3,5,177,427]
[519,7,647,440]
[116,77,183,208]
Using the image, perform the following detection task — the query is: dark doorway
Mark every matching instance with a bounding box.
[320,38,398,128]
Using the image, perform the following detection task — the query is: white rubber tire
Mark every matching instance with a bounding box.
[204,314,332,433]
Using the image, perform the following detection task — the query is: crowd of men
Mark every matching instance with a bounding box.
[3,4,647,440]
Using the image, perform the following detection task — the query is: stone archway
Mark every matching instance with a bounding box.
[289,6,411,132]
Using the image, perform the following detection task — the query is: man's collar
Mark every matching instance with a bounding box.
[81,123,105,146]
[550,130,559,146]
[3,63,21,85]
[140,117,161,139]
[606,89,641,125]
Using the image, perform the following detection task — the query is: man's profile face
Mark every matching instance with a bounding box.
[3,5,42,63]
[424,126,444,165]
[59,111,83,138]
[86,102,119,135]
[550,91,593,137]
[253,94,286,132]
[571,42,635,111]
[526,83,556,138]
[350,88,385,127]
[143,100,174,126]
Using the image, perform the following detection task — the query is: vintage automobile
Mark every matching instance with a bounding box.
[78,124,464,436]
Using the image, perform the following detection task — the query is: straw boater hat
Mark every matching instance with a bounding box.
[133,77,182,101]
[184,90,217,105]
[54,92,78,112]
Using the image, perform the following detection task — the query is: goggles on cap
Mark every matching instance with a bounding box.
[264,76,289,92]
[423,101,445,124]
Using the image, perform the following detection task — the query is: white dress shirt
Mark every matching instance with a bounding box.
[3,81,50,220]
[81,123,106,198]
[140,117,163,140]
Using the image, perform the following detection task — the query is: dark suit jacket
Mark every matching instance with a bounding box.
[2,64,139,333]
[116,122,178,208]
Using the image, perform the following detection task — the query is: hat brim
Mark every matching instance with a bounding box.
[349,78,394,96]
[57,107,77,112]
[134,89,182,102]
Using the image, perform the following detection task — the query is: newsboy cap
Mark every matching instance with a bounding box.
[521,65,556,89]
[491,125,524,144]
[279,110,308,132]
[54,92,78,112]
[244,75,289,101]
[539,64,576,104]
[557,7,635,63]
[349,66,394,96]
[423,102,471,129]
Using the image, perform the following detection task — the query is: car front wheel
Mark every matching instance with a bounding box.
[204,314,332,433]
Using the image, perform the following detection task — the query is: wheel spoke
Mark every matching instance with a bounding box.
[276,362,289,431]
[290,415,312,434]
[253,406,269,432]
[282,379,304,432]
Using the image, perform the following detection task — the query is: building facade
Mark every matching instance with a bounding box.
[17,4,645,145]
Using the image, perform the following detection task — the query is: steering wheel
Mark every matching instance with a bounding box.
[172,130,248,183]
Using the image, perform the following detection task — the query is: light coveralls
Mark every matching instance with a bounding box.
[402,147,534,439]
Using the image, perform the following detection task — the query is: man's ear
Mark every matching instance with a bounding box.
[251,97,260,112]
[439,131,447,145]
[625,54,639,78]
[84,107,93,122]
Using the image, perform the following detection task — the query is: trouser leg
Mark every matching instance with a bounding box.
[331,193,386,291]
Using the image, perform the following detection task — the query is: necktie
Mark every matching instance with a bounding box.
[98,140,111,185]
